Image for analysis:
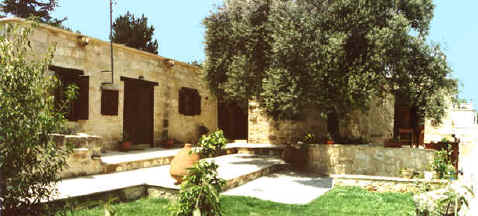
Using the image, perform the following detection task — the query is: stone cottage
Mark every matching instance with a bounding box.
[0,18,218,151]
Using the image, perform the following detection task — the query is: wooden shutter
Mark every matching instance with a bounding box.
[193,90,201,115]
[77,76,89,120]
[179,87,201,116]
[101,89,119,115]
[178,88,185,115]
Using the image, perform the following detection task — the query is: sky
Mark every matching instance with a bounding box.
[52,0,478,108]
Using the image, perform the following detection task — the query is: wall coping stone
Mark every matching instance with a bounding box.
[331,174,449,184]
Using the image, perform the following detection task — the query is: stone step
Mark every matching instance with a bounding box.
[100,147,180,174]
[52,154,288,205]
[61,143,286,179]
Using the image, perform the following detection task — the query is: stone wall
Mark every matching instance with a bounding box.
[3,19,218,150]
[248,96,394,145]
[307,144,435,177]
[51,133,104,179]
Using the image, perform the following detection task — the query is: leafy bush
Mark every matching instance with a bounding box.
[416,184,475,216]
[196,129,227,158]
[0,23,76,215]
[301,133,319,144]
[432,143,456,179]
[170,161,226,216]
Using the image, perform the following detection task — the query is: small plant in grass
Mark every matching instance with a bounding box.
[416,184,475,216]
[432,143,456,180]
[196,129,227,158]
[170,160,226,216]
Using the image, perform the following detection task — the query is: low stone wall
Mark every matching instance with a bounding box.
[51,133,104,178]
[307,144,435,177]
[334,175,448,193]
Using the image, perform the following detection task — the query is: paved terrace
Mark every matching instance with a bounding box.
[53,153,286,200]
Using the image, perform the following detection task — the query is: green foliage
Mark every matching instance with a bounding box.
[112,11,159,54]
[432,143,456,179]
[196,129,227,158]
[204,0,457,136]
[0,23,76,215]
[170,161,226,216]
[302,133,319,144]
[416,184,475,216]
[0,0,67,26]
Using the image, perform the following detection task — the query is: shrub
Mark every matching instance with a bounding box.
[170,161,226,216]
[196,129,227,158]
[432,143,456,180]
[0,23,76,215]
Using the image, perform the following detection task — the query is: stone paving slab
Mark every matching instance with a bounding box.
[99,143,285,165]
[223,171,333,205]
[100,147,180,164]
[54,154,285,201]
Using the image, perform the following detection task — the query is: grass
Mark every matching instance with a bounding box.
[62,186,417,216]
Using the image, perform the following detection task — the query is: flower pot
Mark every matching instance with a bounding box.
[162,138,174,148]
[120,141,131,152]
[326,140,334,145]
[384,141,401,148]
[169,144,200,184]
[424,143,434,149]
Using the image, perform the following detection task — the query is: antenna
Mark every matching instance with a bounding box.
[109,0,115,84]
[103,0,116,85]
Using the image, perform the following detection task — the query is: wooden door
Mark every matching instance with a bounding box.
[123,78,155,146]
[218,101,248,140]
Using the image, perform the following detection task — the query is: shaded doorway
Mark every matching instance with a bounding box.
[218,101,248,140]
[393,95,425,147]
[121,77,158,146]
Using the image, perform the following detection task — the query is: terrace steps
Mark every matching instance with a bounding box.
[53,153,288,204]
[96,143,286,176]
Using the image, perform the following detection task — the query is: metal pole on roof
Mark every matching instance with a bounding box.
[110,0,114,84]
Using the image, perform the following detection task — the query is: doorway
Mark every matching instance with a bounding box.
[122,77,157,146]
[218,101,248,140]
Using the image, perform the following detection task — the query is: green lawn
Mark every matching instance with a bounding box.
[63,186,417,216]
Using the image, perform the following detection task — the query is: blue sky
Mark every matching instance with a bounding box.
[53,0,477,107]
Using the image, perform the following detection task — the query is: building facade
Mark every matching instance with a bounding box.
[1,18,218,150]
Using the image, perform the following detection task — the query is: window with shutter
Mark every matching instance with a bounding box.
[178,87,201,116]
[101,89,119,115]
[50,66,89,121]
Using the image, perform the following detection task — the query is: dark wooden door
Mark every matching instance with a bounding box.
[218,101,248,140]
[123,78,154,146]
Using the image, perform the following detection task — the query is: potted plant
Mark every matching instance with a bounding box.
[196,129,227,158]
[325,133,334,145]
[120,132,131,152]
[160,130,175,149]
[384,137,401,148]
[170,129,226,184]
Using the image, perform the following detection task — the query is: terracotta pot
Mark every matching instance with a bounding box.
[326,140,334,145]
[120,141,131,152]
[167,139,174,147]
[384,141,401,148]
[169,144,200,184]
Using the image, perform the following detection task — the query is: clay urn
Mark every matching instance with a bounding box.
[169,144,200,184]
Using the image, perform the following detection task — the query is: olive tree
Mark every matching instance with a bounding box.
[0,23,75,215]
[204,0,457,139]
